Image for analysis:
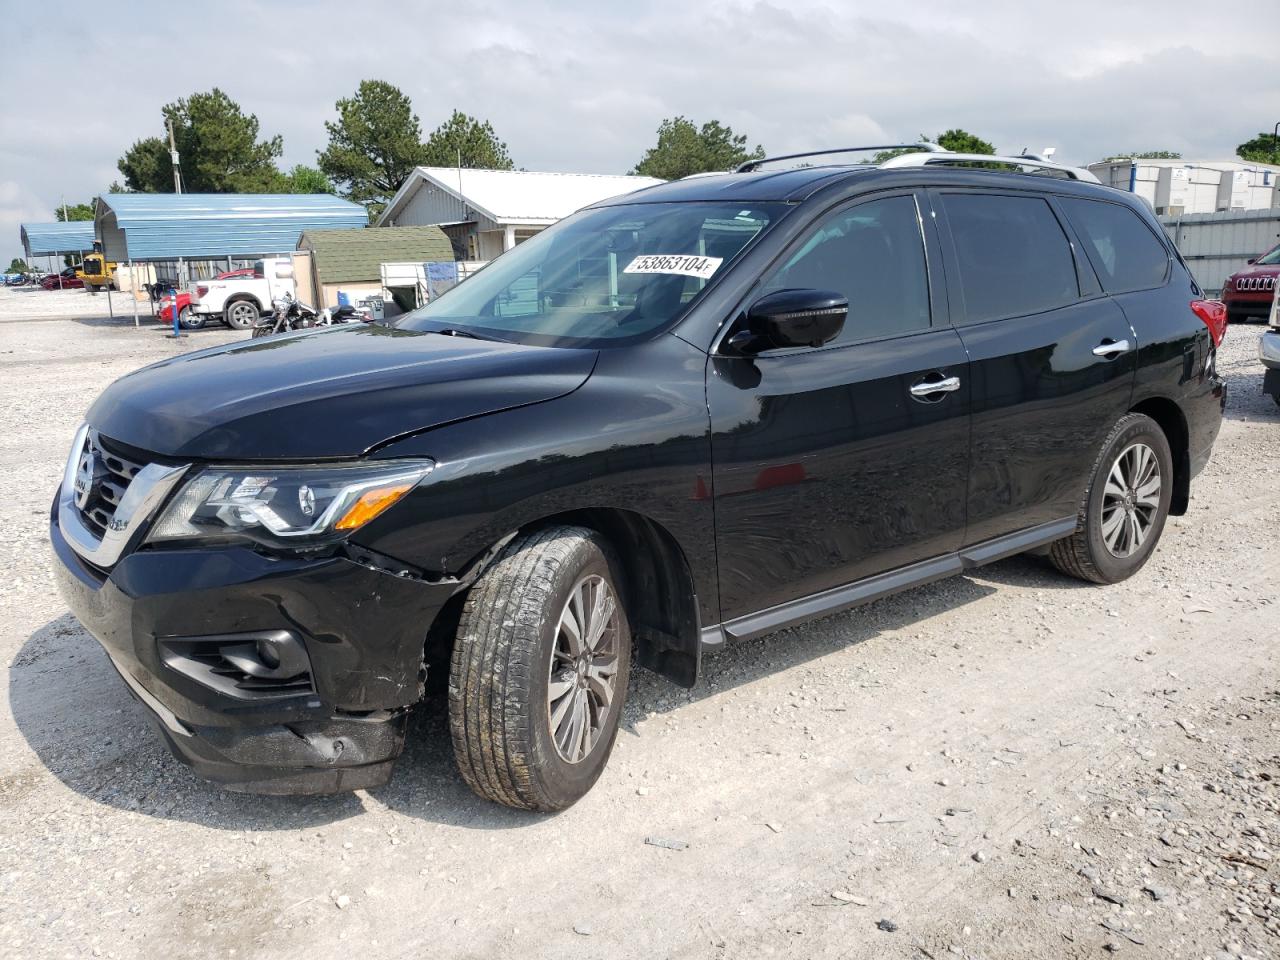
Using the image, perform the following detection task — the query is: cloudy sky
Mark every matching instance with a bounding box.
[3,0,1277,265]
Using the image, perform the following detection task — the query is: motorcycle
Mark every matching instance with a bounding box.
[251,293,320,338]
[250,294,373,338]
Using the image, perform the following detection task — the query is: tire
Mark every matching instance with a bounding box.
[224,299,259,329]
[448,525,631,811]
[250,322,274,339]
[178,306,204,330]
[1049,413,1173,584]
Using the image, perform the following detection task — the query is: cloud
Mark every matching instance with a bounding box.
[4,0,1278,265]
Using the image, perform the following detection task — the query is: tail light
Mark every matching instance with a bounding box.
[195,285,209,299]
[1190,299,1227,347]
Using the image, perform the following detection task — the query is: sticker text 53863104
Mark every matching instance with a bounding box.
[622,255,723,281]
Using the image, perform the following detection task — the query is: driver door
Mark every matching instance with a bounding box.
[707,192,971,627]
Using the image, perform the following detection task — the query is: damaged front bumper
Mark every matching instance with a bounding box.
[51,508,456,794]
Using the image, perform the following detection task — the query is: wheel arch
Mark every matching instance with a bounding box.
[1129,396,1189,515]
[435,508,704,689]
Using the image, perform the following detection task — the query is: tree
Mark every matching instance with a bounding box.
[873,129,997,164]
[1236,132,1280,164]
[118,136,172,193]
[1101,150,1182,161]
[421,110,515,170]
[630,117,764,179]
[55,202,95,222]
[281,164,334,194]
[8,258,34,273]
[318,80,429,211]
[116,88,283,192]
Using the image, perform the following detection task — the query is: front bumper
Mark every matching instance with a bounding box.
[50,507,456,794]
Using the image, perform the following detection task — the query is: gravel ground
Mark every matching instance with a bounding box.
[1,318,1276,960]
[0,285,152,322]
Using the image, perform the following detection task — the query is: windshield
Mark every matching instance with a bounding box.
[1255,245,1280,266]
[396,201,782,347]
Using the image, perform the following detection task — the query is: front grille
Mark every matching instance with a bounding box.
[1237,276,1277,292]
[77,433,148,536]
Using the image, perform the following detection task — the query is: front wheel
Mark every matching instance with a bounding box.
[449,526,631,811]
[1049,413,1173,584]
[178,306,205,330]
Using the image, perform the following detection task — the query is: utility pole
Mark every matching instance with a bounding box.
[166,118,187,336]
[167,119,182,194]
[1273,121,1279,167]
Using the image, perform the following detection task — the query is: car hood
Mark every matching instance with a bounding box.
[1231,263,1280,281]
[87,324,598,460]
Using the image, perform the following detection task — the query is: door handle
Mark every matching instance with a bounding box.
[1092,338,1131,358]
[909,375,961,398]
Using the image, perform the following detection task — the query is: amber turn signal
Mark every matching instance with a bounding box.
[334,482,415,531]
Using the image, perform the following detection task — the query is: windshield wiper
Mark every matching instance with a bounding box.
[426,327,507,343]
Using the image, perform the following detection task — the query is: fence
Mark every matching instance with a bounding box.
[1160,209,1280,296]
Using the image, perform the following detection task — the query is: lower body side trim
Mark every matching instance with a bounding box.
[703,517,1078,646]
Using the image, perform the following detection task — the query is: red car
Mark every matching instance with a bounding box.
[41,272,83,291]
[1222,242,1280,323]
[156,292,196,327]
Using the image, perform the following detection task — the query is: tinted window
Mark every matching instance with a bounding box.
[1060,197,1170,293]
[942,194,1079,323]
[760,195,930,344]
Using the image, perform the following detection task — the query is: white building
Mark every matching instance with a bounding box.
[1088,158,1280,215]
[377,167,664,260]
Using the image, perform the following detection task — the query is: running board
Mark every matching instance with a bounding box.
[701,517,1077,647]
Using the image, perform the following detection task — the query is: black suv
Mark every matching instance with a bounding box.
[51,147,1227,810]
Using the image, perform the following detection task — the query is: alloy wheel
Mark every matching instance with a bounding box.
[1100,441,1161,558]
[547,574,620,764]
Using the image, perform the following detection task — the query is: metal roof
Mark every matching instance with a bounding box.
[96,193,367,261]
[20,221,96,258]
[298,225,455,283]
[379,168,664,227]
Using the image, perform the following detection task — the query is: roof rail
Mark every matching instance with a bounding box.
[878,151,1101,183]
[735,142,946,173]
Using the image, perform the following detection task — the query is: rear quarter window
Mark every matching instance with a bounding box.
[1059,197,1170,294]
[941,193,1080,324]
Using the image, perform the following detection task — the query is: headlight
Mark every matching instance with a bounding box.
[147,460,434,548]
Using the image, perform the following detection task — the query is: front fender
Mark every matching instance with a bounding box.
[355,335,719,627]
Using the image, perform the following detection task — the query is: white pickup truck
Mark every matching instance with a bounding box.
[189,257,297,329]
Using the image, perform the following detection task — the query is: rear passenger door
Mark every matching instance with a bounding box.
[932,190,1136,545]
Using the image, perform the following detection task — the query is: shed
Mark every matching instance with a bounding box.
[94,193,367,262]
[296,225,454,308]
[20,221,96,259]
[377,167,663,260]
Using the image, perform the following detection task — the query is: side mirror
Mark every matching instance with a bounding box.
[1247,258,1257,264]
[726,288,848,354]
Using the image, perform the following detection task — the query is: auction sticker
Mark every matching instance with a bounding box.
[623,254,723,280]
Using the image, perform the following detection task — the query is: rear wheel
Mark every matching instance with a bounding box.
[178,306,204,330]
[448,526,631,811]
[224,299,258,329]
[1049,413,1173,584]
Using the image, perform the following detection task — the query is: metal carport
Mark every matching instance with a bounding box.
[19,222,97,289]
[94,193,367,262]
[20,221,96,260]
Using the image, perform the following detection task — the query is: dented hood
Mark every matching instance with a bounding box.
[87,324,597,460]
